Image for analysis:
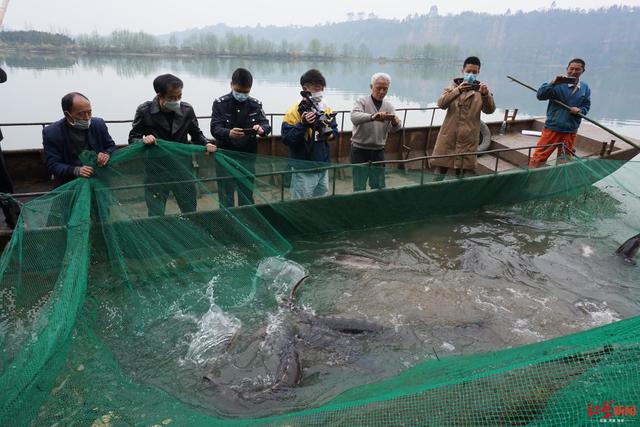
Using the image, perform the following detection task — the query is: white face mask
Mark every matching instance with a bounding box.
[68,117,91,130]
[310,91,324,103]
[163,100,180,112]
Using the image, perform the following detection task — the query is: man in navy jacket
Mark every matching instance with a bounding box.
[0,67,20,228]
[43,92,116,187]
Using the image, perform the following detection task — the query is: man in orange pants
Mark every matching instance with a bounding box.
[529,58,591,168]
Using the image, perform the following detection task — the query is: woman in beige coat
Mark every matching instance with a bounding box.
[431,56,496,178]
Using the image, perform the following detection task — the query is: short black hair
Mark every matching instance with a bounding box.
[463,56,481,68]
[300,69,326,87]
[231,68,253,88]
[568,58,586,69]
[61,92,89,113]
[153,74,183,96]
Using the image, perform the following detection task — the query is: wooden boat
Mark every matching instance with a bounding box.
[1,107,638,246]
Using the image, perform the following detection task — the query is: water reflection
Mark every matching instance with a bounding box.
[1,54,77,69]
[1,53,639,149]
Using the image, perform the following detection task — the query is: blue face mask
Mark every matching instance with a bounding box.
[463,73,477,84]
[232,90,249,102]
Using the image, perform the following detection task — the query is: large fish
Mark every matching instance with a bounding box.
[261,315,302,391]
[203,274,384,403]
[332,252,390,270]
[295,310,383,335]
[202,316,302,400]
[288,275,383,335]
[615,232,640,265]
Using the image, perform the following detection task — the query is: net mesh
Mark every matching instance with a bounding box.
[1,140,639,426]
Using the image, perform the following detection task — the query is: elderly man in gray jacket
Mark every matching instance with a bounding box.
[350,73,401,191]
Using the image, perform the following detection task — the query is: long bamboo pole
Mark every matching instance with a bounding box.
[507,75,640,151]
[0,0,10,28]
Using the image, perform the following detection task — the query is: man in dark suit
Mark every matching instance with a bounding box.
[0,67,20,229]
[42,92,117,188]
[129,74,216,216]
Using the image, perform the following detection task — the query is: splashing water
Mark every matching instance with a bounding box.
[183,276,241,366]
[255,257,307,303]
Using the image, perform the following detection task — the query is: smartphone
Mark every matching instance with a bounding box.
[242,128,258,136]
[555,76,577,84]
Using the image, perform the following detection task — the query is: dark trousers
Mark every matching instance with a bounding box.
[216,159,256,208]
[143,156,197,217]
[351,147,385,191]
[0,145,20,229]
[145,182,197,217]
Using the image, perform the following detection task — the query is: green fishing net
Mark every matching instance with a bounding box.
[1,140,638,426]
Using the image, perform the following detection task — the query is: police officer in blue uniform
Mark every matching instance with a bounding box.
[211,68,271,207]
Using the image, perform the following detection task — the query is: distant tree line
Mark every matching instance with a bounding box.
[177,33,360,59]
[395,43,460,62]
[0,29,455,62]
[76,30,160,52]
[76,30,389,60]
[4,5,637,64]
[0,30,73,46]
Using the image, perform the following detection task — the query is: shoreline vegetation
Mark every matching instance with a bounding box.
[0,30,460,64]
[1,6,638,67]
[2,6,638,67]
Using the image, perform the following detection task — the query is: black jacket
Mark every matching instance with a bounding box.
[128,97,208,145]
[210,93,271,153]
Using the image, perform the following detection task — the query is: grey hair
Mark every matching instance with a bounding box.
[371,72,391,85]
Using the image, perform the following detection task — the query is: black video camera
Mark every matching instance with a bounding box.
[298,91,336,140]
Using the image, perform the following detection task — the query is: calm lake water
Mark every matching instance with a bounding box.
[1,54,639,150]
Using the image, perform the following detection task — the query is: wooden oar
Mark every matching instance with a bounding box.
[507,75,640,151]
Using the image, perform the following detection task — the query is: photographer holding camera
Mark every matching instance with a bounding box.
[528,58,590,168]
[431,56,495,179]
[282,69,338,200]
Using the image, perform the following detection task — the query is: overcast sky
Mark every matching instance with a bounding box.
[3,0,639,35]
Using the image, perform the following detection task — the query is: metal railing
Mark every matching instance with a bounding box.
[0,107,444,168]
[6,143,567,203]
[0,107,441,134]
[1,106,554,206]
